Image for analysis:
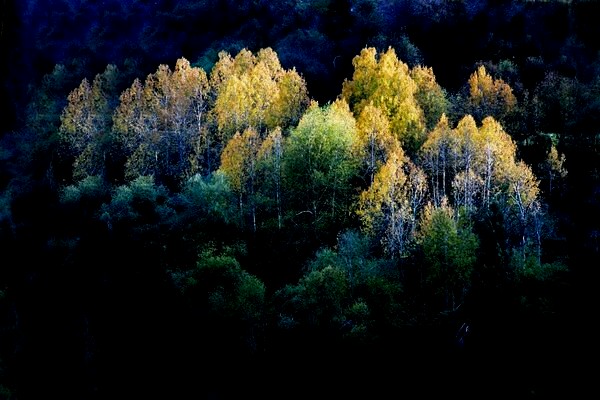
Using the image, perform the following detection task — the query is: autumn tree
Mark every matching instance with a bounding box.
[354,103,399,186]
[357,148,416,260]
[540,145,567,195]
[112,77,153,179]
[218,127,261,232]
[421,114,518,212]
[59,65,121,180]
[451,115,482,214]
[410,65,450,131]
[112,58,209,185]
[143,58,209,180]
[504,161,541,260]
[341,47,425,154]
[211,48,309,142]
[477,116,517,208]
[462,65,517,124]
[420,114,456,207]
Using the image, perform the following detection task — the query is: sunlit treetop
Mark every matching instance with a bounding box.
[210,47,310,141]
[341,47,425,153]
[466,65,517,123]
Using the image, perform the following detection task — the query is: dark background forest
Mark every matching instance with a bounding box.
[0,1,599,399]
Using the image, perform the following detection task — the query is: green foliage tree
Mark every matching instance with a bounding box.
[417,200,479,310]
[532,72,580,135]
[283,100,359,231]
[181,247,266,352]
[18,62,88,183]
[275,264,349,331]
[99,175,172,232]
[273,228,403,342]
[25,63,82,139]
[178,171,238,227]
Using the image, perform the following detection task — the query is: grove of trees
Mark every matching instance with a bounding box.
[1,1,598,399]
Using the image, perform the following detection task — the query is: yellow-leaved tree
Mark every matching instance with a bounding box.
[112,58,209,184]
[354,102,400,186]
[341,47,426,154]
[218,127,261,232]
[410,65,450,131]
[464,65,517,124]
[211,48,309,143]
[59,64,121,180]
[416,200,479,311]
[356,148,425,260]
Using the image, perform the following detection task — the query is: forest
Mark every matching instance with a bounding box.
[0,1,598,399]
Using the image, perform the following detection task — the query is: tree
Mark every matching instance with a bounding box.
[211,48,309,142]
[405,160,428,237]
[112,58,209,184]
[257,127,284,229]
[421,114,518,212]
[112,77,159,180]
[178,171,238,227]
[283,100,359,232]
[275,265,349,331]
[357,148,415,260]
[99,175,172,232]
[410,65,450,131]
[506,161,540,228]
[59,65,121,180]
[219,128,261,232]
[464,65,517,124]
[477,116,517,208]
[417,200,479,310]
[341,47,425,154]
[182,247,266,353]
[532,72,580,134]
[142,58,209,181]
[420,114,456,207]
[504,161,541,262]
[451,115,481,214]
[541,145,567,195]
[26,64,72,135]
[272,68,310,129]
[354,103,399,186]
